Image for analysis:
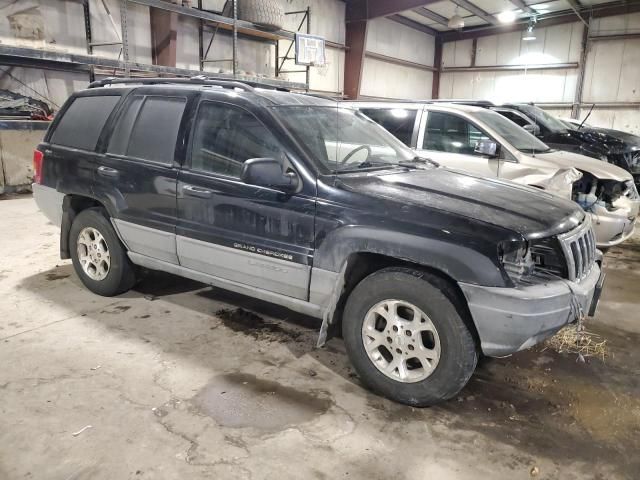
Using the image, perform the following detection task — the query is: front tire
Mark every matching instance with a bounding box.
[69,208,136,296]
[342,267,478,406]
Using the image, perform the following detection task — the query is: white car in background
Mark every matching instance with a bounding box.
[344,101,639,248]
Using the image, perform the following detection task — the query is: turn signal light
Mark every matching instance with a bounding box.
[33,149,44,184]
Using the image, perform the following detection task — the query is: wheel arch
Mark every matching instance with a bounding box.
[320,251,481,351]
[60,194,112,259]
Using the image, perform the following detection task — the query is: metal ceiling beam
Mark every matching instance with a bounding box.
[346,0,441,22]
[566,0,588,26]
[388,15,439,36]
[440,1,640,42]
[449,0,500,26]
[412,7,450,27]
[508,0,537,15]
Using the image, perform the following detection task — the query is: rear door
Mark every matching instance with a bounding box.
[417,109,501,177]
[43,92,122,196]
[176,100,315,300]
[93,88,196,264]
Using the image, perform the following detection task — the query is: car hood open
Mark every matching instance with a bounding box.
[535,150,631,181]
[338,167,584,239]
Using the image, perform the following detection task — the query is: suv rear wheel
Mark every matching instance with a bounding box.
[69,208,136,296]
[342,267,478,406]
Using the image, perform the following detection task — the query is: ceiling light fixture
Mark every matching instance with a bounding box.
[522,16,537,41]
[497,10,517,23]
[522,25,536,41]
[448,7,465,29]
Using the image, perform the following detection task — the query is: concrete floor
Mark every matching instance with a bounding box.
[1,194,639,480]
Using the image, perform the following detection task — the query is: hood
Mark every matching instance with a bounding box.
[338,167,583,238]
[577,126,640,150]
[536,149,632,181]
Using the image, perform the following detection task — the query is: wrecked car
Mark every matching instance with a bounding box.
[488,103,640,189]
[559,117,640,187]
[346,101,640,249]
[34,77,604,406]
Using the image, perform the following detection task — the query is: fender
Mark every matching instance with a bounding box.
[313,226,507,287]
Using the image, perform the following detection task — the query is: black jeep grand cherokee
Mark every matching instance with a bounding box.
[33,77,604,406]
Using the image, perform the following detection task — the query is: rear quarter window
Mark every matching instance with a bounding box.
[50,95,121,151]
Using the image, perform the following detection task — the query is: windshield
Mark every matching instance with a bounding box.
[516,104,569,134]
[272,105,417,173]
[473,109,551,154]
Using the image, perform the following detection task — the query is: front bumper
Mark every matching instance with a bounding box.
[459,264,602,357]
[590,194,640,248]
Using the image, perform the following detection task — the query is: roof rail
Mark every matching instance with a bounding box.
[427,99,496,107]
[426,99,495,106]
[88,76,255,92]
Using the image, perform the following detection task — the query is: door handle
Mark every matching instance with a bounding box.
[183,184,212,198]
[97,166,119,178]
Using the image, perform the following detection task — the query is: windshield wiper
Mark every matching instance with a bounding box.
[399,156,438,168]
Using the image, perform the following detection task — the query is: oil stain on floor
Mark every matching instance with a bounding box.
[192,373,332,432]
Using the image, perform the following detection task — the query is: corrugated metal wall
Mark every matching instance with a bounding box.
[439,22,583,103]
[360,17,435,100]
[438,13,640,134]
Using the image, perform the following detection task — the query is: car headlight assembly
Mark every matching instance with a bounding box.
[498,240,535,284]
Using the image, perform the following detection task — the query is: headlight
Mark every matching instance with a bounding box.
[498,240,535,283]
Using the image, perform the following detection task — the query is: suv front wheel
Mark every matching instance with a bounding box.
[342,267,478,406]
[69,208,136,296]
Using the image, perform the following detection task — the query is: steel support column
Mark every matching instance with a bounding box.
[432,37,442,99]
[344,20,368,99]
[150,1,177,67]
[572,21,590,119]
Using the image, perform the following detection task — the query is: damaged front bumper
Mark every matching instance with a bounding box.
[589,195,640,248]
[459,264,603,357]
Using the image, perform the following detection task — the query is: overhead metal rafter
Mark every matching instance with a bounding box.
[566,0,589,26]
[412,7,450,27]
[388,14,439,36]
[508,0,537,15]
[440,0,640,42]
[346,0,441,22]
[450,0,500,26]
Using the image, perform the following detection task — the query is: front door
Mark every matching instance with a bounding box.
[176,100,315,300]
[93,90,193,264]
[417,109,501,178]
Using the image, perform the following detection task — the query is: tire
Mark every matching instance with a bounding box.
[342,267,478,406]
[224,0,285,31]
[69,208,136,297]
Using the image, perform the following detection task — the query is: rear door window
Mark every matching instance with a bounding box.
[50,95,120,151]
[108,96,186,165]
[359,108,417,146]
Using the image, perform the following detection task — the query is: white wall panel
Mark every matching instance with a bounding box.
[361,58,432,100]
[442,39,473,68]
[366,18,435,66]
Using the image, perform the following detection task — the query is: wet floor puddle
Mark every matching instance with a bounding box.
[192,373,331,431]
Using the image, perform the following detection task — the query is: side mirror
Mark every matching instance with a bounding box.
[241,158,299,192]
[474,140,499,157]
[524,124,541,136]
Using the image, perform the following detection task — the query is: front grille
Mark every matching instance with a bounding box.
[557,215,597,281]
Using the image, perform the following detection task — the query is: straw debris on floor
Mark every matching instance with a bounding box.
[544,324,608,361]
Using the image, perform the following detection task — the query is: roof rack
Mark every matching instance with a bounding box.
[426,100,495,106]
[88,76,255,92]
